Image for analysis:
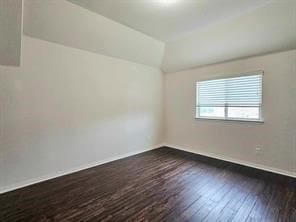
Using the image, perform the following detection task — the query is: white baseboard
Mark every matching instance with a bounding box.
[2,143,293,194]
[164,143,296,178]
[0,144,164,194]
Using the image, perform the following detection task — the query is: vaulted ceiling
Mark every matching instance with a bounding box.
[2,0,296,73]
[68,0,296,73]
[68,0,273,42]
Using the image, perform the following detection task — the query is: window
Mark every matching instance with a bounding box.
[196,72,263,122]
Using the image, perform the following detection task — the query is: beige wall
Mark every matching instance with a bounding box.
[0,36,164,192]
[0,0,22,66]
[164,50,296,176]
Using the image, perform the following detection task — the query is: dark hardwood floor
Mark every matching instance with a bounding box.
[0,147,295,222]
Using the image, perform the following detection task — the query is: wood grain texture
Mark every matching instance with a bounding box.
[0,147,295,222]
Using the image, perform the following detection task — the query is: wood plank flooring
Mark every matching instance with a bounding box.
[0,147,295,222]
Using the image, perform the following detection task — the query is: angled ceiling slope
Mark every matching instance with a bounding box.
[162,0,296,73]
[68,0,296,73]
[23,0,164,68]
[7,0,296,73]
[67,0,273,42]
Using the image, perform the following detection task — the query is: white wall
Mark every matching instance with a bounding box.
[24,0,164,68]
[0,0,22,66]
[162,0,296,73]
[165,50,296,176]
[0,36,164,192]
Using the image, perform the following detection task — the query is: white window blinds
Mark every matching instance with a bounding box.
[197,73,262,107]
[196,71,263,121]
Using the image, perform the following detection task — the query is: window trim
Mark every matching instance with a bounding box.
[195,71,264,123]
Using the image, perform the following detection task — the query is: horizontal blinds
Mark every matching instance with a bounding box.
[197,73,262,107]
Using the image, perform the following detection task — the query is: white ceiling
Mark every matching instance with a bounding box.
[68,0,274,42]
[24,0,164,68]
[162,0,296,72]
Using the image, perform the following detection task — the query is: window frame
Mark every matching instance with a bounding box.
[195,71,264,123]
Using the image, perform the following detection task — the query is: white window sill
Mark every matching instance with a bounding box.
[195,117,264,123]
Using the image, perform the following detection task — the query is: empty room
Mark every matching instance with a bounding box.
[0,0,296,221]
